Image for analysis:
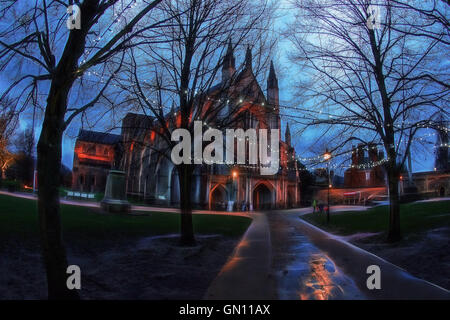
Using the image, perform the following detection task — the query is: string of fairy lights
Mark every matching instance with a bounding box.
[121,91,450,172]
[77,71,450,172]
[73,9,449,174]
[81,0,140,65]
[72,0,450,140]
[187,95,448,173]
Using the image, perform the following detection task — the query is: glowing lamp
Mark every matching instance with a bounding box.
[323,149,332,161]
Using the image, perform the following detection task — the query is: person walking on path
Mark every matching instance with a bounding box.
[319,203,324,214]
[312,199,317,213]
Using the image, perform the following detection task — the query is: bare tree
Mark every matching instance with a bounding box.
[286,0,449,242]
[0,118,15,180]
[390,0,449,46]
[118,0,274,245]
[0,96,20,180]
[0,0,167,299]
[118,0,277,245]
[10,128,35,185]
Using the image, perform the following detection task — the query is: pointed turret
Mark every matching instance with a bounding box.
[245,46,252,69]
[267,60,279,108]
[285,122,291,146]
[268,60,278,89]
[222,39,236,82]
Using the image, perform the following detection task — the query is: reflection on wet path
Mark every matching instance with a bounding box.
[269,213,366,300]
[299,253,346,300]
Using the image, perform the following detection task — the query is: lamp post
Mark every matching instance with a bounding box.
[323,149,332,224]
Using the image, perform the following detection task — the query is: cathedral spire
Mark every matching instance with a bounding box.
[245,46,252,69]
[222,39,235,82]
[285,122,291,146]
[268,60,278,89]
[223,39,235,69]
[267,60,279,108]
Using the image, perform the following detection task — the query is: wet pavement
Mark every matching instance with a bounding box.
[3,191,447,299]
[268,213,366,300]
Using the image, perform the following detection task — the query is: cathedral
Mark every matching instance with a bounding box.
[72,43,301,210]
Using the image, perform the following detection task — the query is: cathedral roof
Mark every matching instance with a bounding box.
[77,130,121,145]
[123,112,154,129]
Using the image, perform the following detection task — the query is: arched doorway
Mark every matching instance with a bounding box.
[253,183,273,210]
[210,185,228,211]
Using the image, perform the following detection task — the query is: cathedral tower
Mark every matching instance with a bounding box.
[267,60,280,129]
[285,122,291,146]
[222,39,235,82]
[267,60,279,108]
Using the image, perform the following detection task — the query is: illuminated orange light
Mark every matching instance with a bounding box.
[77,152,112,162]
[299,255,339,300]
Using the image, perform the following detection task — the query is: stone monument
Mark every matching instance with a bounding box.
[101,170,131,213]
[101,142,130,213]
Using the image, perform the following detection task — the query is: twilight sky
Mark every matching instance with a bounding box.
[5,1,443,175]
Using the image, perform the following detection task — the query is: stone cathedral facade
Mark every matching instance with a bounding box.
[73,43,301,210]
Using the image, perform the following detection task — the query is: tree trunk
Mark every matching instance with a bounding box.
[37,82,79,299]
[387,168,402,242]
[177,163,196,246]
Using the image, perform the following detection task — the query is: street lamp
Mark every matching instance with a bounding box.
[323,150,331,161]
[323,149,332,224]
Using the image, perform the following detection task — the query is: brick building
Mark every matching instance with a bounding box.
[72,130,121,193]
[344,143,386,188]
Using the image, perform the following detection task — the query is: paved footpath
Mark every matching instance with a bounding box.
[205,213,276,299]
[206,210,450,300]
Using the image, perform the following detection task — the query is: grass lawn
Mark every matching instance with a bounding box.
[0,194,251,240]
[302,200,450,237]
